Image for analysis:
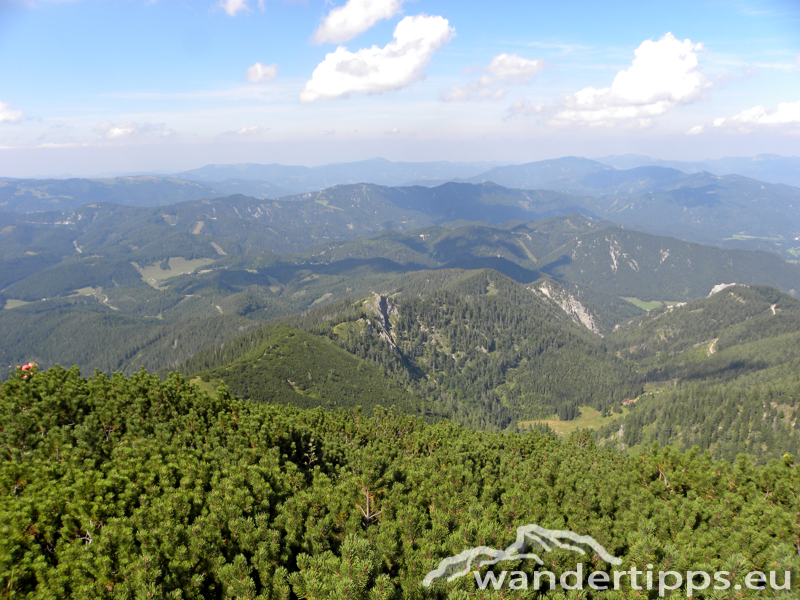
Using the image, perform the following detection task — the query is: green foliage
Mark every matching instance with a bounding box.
[1,367,798,598]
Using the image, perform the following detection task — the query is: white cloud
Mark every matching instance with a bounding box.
[482,53,545,85]
[313,0,403,45]
[0,101,24,123]
[95,122,175,139]
[220,0,249,16]
[441,53,544,102]
[689,100,800,134]
[222,125,266,136]
[300,14,454,103]
[504,97,545,119]
[246,62,278,83]
[548,32,707,127]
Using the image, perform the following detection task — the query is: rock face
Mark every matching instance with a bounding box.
[708,282,744,296]
[530,280,601,335]
[365,294,399,348]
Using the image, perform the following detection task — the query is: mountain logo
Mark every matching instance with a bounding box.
[422,524,621,587]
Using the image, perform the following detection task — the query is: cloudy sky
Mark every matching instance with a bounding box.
[0,0,798,176]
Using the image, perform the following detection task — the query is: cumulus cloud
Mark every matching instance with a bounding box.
[548,32,706,127]
[95,122,175,139]
[0,101,24,123]
[482,53,545,85]
[688,100,800,134]
[313,0,404,45]
[246,62,278,83]
[300,14,454,103]
[441,53,544,102]
[220,0,249,16]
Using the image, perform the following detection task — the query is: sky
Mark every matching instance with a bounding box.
[0,0,798,176]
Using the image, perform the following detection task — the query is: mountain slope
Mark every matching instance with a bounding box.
[187,269,644,429]
[538,226,800,300]
[461,159,800,259]
[593,285,800,462]
[463,156,610,189]
[194,324,438,418]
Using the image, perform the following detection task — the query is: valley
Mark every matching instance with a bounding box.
[3,159,800,467]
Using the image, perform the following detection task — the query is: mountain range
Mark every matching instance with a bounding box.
[5,156,799,261]
[596,153,800,188]
[2,155,800,464]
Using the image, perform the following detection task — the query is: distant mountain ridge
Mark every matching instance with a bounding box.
[0,176,223,213]
[5,157,799,260]
[596,153,800,188]
[173,157,505,193]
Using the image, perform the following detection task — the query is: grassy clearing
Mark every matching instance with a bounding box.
[310,292,333,307]
[723,233,784,242]
[518,405,629,436]
[70,286,102,297]
[314,199,345,211]
[3,299,31,310]
[133,257,216,287]
[190,377,218,396]
[621,297,679,311]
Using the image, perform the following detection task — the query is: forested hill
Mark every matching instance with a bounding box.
[597,285,800,462]
[184,270,644,430]
[171,279,800,462]
[1,366,798,598]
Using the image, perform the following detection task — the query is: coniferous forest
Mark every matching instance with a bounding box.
[2,366,798,598]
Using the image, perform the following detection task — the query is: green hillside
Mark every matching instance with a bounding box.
[595,286,800,462]
[192,324,438,419]
[182,270,643,430]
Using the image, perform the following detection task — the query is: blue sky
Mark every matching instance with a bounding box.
[0,0,798,176]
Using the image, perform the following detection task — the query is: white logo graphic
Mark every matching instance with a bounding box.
[422,524,621,587]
